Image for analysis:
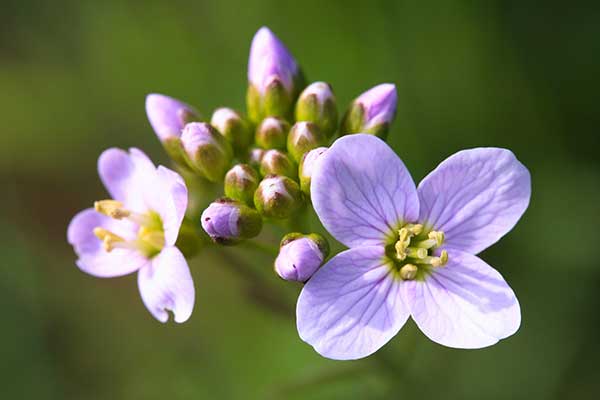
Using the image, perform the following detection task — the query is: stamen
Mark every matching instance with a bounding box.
[405,223,423,235]
[412,238,437,249]
[399,264,418,280]
[138,227,165,250]
[94,200,131,219]
[93,227,126,252]
[428,230,445,247]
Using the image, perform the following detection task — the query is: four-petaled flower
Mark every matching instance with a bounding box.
[297,134,531,360]
[67,148,194,323]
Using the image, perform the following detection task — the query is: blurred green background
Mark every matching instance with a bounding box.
[2,0,599,398]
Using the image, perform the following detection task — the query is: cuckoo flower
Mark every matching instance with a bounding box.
[297,134,530,360]
[67,148,194,323]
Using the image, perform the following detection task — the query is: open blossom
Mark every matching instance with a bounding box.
[297,134,531,360]
[67,148,194,323]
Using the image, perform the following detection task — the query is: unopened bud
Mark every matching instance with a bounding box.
[275,233,329,282]
[211,108,252,156]
[340,83,397,139]
[287,121,326,162]
[145,94,201,167]
[255,117,290,150]
[298,147,327,196]
[259,149,296,178]
[201,198,263,244]
[248,147,266,170]
[295,82,338,138]
[224,164,260,207]
[181,122,233,182]
[254,176,303,219]
[246,27,305,123]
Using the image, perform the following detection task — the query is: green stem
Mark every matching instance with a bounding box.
[240,239,280,256]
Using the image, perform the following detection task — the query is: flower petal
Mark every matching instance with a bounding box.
[143,166,188,246]
[296,246,410,360]
[67,208,147,277]
[311,134,419,247]
[97,148,157,211]
[137,246,195,323]
[418,148,531,254]
[405,249,520,349]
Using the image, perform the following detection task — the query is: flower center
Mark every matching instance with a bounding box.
[93,200,165,258]
[389,224,448,281]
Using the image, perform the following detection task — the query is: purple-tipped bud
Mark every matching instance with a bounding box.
[181,122,233,182]
[260,149,297,178]
[211,108,252,156]
[275,233,329,282]
[254,176,303,219]
[224,164,260,206]
[298,147,327,196]
[295,82,338,138]
[287,121,327,162]
[248,147,266,170]
[248,27,299,95]
[340,83,397,139]
[201,198,262,244]
[145,94,201,142]
[255,117,290,150]
[145,94,201,167]
[246,27,304,123]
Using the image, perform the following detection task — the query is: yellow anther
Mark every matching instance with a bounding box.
[94,200,131,219]
[431,250,449,267]
[93,227,125,252]
[428,230,445,247]
[405,223,423,236]
[399,264,418,280]
[395,241,407,261]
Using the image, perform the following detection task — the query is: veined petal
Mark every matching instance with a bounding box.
[296,246,410,360]
[67,208,147,277]
[418,148,531,254]
[97,148,157,211]
[138,246,195,323]
[405,249,520,349]
[144,166,188,246]
[311,134,419,248]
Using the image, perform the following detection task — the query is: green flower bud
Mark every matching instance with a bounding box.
[259,149,297,178]
[298,146,327,196]
[287,121,327,162]
[210,108,252,157]
[295,82,338,138]
[224,164,260,207]
[248,147,266,170]
[254,175,303,219]
[201,198,263,245]
[181,122,233,182]
[255,117,290,150]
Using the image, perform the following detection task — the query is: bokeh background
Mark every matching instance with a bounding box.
[2,0,599,398]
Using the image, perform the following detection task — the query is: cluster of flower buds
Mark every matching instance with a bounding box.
[144,26,400,264]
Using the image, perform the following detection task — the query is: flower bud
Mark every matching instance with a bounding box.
[181,122,233,182]
[295,82,338,138]
[275,233,330,282]
[145,94,201,167]
[254,176,303,219]
[246,27,305,123]
[287,121,327,162]
[201,198,263,244]
[210,108,252,156]
[340,83,397,139]
[255,117,290,150]
[298,147,327,196]
[259,149,296,179]
[224,164,260,207]
[248,148,266,170]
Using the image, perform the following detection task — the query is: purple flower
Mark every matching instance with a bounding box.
[145,94,200,142]
[248,27,299,95]
[67,148,194,323]
[297,134,531,359]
